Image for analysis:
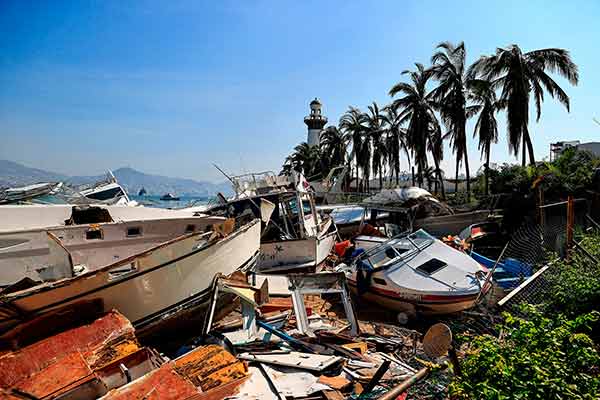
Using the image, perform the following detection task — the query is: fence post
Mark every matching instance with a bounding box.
[566,196,574,255]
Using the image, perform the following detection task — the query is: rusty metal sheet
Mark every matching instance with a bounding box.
[0,310,136,388]
[13,352,92,398]
[100,364,198,400]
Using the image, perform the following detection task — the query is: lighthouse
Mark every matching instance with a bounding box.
[304,98,328,147]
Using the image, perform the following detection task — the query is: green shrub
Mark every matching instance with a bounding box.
[449,306,600,400]
[543,232,600,317]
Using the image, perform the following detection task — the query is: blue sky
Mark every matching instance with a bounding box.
[1,1,599,181]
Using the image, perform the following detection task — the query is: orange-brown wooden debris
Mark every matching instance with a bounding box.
[101,364,198,400]
[102,345,248,400]
[12,352,92,398]
[0,310,137,390]
[174,344,247,391]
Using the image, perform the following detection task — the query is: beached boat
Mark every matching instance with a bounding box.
[207,171,337,272]
[0,182,59,203]
[76,171,132,205]
[326,187,497,239]
[160,193,180,201]
[341,229,490,316]
[1,171,135,206]
[0,204,226,286]
[0,218,261,335]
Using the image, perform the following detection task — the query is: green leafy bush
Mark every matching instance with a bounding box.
[449,306,600,400]
[543,232,600,317]
[488,148,600,199]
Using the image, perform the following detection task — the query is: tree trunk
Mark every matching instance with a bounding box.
[464,152,471,201]
[379,161,383,190]
[485,144,490,196]
[525,128,536,166]
[432,155,446,200]
[355,156,359,193]
[454,157,459,194]
[521,139,527,167]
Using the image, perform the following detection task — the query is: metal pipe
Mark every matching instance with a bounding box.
[377,366,430,400]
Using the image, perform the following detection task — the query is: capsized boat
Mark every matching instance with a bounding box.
[206,171,337,272]
[76,171,133,205]
[340,229,490,316]
[0,218,261,335]
[160,193,180,201]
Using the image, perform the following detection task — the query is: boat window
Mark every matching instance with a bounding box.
[126,227,142,237]
[86,229,103,240]
[287,198,299,216]
[185,224,196,233]
[302,200,312,216]
[330,207,364,224]
[407,230,435,250]
[416,258,447,275]
[368,245,401,268]
[373,277,387,285]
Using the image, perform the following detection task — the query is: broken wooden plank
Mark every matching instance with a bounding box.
[237,351,342,372]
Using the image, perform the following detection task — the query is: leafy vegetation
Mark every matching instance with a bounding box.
[283,42,579,200]
[449,230,600,400]
[543,232,600,318]
[450,307,600,400]
[486,148,600,199]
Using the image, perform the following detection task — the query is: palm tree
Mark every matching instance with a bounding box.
[281,142,321,177]
[427,118,446,199]
[339,106,367,191]
[381,105,410,186]
[430,41,473,197]
[469,45,578,166]
[389,63,443,192]
[365,102,386,190]
[319,125,348,172]
[468,79,502,195]
[423,166,436,192]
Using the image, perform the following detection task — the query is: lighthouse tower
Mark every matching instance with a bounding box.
[304,98,328,147]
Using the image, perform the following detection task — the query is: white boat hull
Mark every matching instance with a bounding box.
[0,216,225,286]
[0,220,261,333]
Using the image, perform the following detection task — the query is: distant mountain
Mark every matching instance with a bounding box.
[0,160,233,197]
[0,160,67,187]
[70,167,233,197]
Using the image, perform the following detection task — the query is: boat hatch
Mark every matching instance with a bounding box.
[65,206,113,225]
[86,229,103,240]
[415,258,447,275]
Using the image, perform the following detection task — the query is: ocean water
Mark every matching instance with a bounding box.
[130,194,212,209]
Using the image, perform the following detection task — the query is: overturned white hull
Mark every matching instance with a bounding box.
[0,219,261,333]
